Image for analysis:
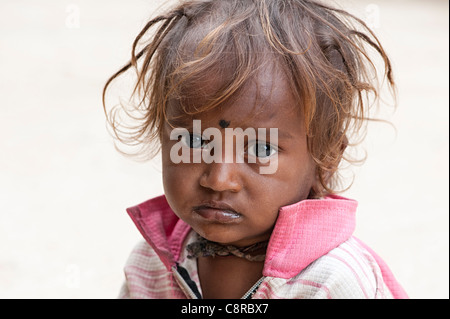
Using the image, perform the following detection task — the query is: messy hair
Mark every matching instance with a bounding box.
[102,0,395,198]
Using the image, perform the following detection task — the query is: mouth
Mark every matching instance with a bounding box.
[192,201,242,224]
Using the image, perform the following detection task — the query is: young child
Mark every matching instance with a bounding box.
[103,0,408,299]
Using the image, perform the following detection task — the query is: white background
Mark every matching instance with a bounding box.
[0,0,448,298]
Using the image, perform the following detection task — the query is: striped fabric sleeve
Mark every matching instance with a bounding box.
[253,237,393,299]
[118,241,186,299]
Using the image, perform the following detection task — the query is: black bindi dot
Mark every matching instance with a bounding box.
[219,119,230,128]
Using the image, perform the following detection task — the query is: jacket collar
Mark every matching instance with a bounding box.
[126,194,357,279]
[263,195,357,278]
[126,195,191,271]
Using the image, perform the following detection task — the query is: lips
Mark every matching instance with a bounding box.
[193,201,242,223]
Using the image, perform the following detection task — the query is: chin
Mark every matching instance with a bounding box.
[193,224,244,245]
[194,225,268,248]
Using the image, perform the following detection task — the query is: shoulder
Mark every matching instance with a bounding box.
[119,241,175,299]
[293,237,392,298]
[123,240,164,270]
[260,237,393,299]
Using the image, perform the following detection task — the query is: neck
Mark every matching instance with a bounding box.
[198,255,264,299]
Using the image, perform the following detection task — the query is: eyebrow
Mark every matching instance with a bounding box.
[168,120,293,140]
[167,116,194,128]
[275,130,293,139]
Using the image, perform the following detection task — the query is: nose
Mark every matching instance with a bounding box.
[199,162,243,193]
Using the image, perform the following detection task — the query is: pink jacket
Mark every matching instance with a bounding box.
[119,194,408,299]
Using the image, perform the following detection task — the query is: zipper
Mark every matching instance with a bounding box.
[172,266,200,299]
[241,276,265,299]
[173,264,265,299]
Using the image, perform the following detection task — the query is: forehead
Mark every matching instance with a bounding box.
[167,61,301,127]
[164,7,302,124]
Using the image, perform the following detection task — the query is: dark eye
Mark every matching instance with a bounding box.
[247,142,277,158]
[181,133,205,149]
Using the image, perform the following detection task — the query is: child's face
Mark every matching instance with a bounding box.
[160,68,316,247]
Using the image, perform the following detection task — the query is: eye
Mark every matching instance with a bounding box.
[180,133,207,149]
[247,142,278,158]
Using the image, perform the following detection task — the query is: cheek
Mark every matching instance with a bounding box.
[161,139,186,208]
[287,158,316,198]
[162,154,190,196]
[260,152,316,205]
[161,140,203,217]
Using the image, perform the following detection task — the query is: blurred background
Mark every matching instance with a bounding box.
[0,0,448,298]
